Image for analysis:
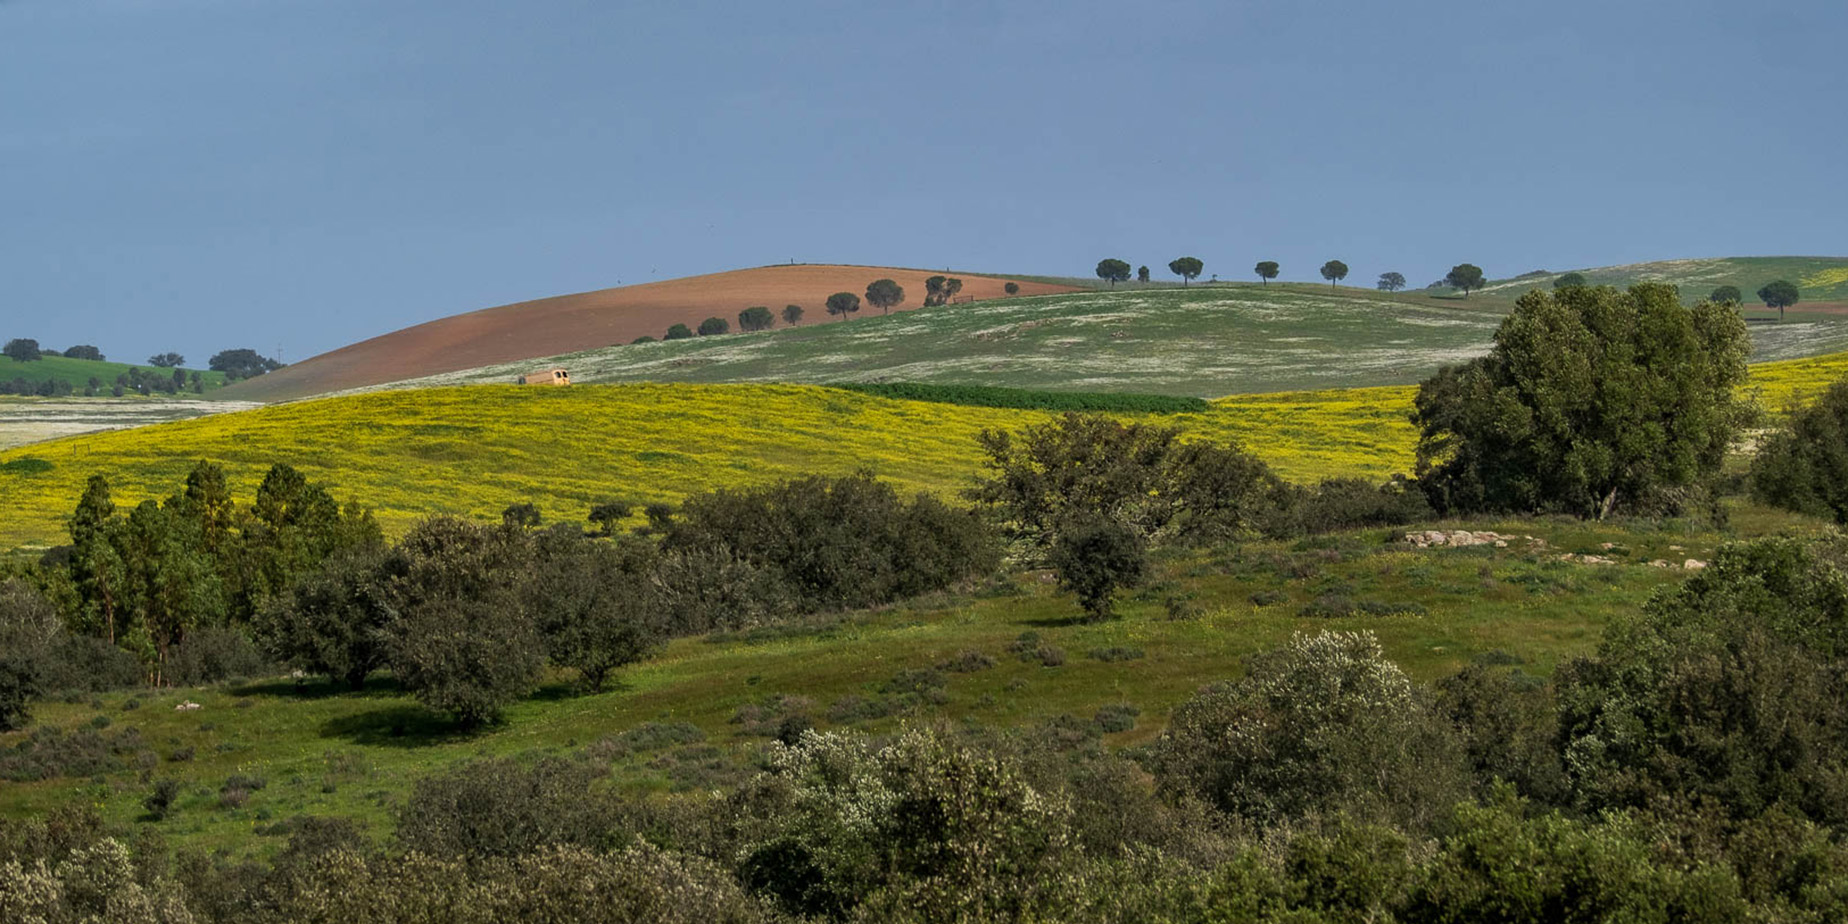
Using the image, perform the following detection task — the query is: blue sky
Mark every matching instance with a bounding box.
[3,0,1844,364]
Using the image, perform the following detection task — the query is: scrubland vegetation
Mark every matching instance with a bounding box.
[9,283,1848,921]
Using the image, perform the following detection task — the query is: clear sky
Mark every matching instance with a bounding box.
[3,0,1844,365]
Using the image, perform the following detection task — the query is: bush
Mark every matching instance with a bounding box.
[1048,514,1148,620]
[1266,476,1433,538]
[0,725,147,782]
[143,779,181,819]
[664,323,694,340]
[1094,703,1140,733]
[937,649,995,673]
[256,548,395,690]
[1087,646,1144,663]
[525,531,665,692]
[387,592,544,727]
[1151,630,1468,832]
[397,756,617,857]
[167,626,272,686]
[697,316,729,336]
[1752,380,1848,523]
[0,578,59,730]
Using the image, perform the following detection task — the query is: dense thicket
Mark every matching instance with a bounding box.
[1752,379,1848,523]
[1413,282,1750,518]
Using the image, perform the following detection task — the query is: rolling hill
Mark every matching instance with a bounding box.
[220,265,1080,403]
[4,349,1844,552]
[0,353,227,393]
[372,274,1848,399]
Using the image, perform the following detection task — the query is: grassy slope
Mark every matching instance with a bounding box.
[10,507,1822,856]
[2,350,1842,552]
[373,278,1848,398]
[1471,256,1848,303]
[0,354,227,391]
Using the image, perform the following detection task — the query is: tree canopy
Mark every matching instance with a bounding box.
[210,349,281,380]
[1758,280,1800,319]
[1553,272,1587,289]
[1095,258,1131,286]
[697,317,729,336]
[1752,380,1848,524]
[664,323,694,340]
[1412,282,1751,518]
[865,278,905,314]
[825,291,861,317]
[1710,284,1742,304]
[3,339,41,362]
[922,276,963,306]
[781,304,804,325]
[737,306,775,332]
[1445,263,1486,296]
[1136,265,1150,283]
[1377,272,1406,292]
[147,352,185,368]
[1167,256,1203,286]
[63,344,104,361]
[1319,260,1348,287]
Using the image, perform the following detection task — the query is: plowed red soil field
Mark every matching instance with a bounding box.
[224,265,1080,402]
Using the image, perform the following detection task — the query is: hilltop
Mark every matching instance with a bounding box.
[220,265,1080,403]
[0,353,227,395]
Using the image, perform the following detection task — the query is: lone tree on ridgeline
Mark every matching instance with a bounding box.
[1319,260,1348,288]
[1710,285,1742,305]
[1411,281,1751,520]
[1445,263,1486,296]
[1377,272,1406,293]
[1255,261,1279,285]
[1168,256,1204,286]
[825,291,862,317]
[1758,280,1800,320]
[3,339,42,362]
[1137,265,1150,283]
[1554,272,1587,289]
[782,304,804,325]
[738,306,775,332]
[1095,258,1132,287]
[147,352,184,368]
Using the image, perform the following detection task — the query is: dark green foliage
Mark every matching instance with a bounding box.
[1094,258,1131,286]
[397,756,616,857]
[1553,271,1587,289]
[824,291,860,316]
[0,579,59,730]
[1135,266,1149,283]
[143,778,181,819]
[255,548,396,690]
[62,344,104,361]
[166,626,272,686]
[865,278,905,314]
[500,502,542,528]
[1319,259,1348,287]
[1264,476,1432,537]
[827,381,1208,413]
[1413,282,1751,518]
[1168,256,1203,285]
[147,351,185,367]
[208,348,282,380]
[1436,665,1568,804]
[586,500,631,536]
[923,275,965,307]
[661,472,997,614]
[697,316,730,336]
[630,335,656,344]
[525,530,664,692]
[1445,263,1486,295]
[4,338,43,361]
[1151,630,1468,832]
[1752,380,1848,523]
[383,518,542,726]
[1048,514,1148,620]
[664,323,694,340]
[0,725,147,782]
[1558,536,1848,825]
[1378,271,1406,292]
[1255,260,1279,283]
[1003,281,1020,294]
[782,304,804,325]
[649,547,796,635]
[1710,284,1742,304]
[1758,279,1800,318]
[737,306,775,331]
[1094,703,1139,732]
[1087,646,1144,662]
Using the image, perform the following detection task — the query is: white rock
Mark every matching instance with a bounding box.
[1684,559,1707,570]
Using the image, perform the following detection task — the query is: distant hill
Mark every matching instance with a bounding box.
[0,353,226,395]
[1469,256,1848,304]
[221,265,1081,403]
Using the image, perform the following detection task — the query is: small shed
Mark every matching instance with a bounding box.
[518,368,570,386]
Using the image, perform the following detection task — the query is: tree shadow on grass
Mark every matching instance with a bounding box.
[1018,614,1092,628]
[229,673,408,701]
[319,705,487,748]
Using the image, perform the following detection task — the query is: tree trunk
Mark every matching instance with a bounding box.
[1597,485,1619,521]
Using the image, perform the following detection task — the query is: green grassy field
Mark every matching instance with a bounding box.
[7,504,1822,858]
[373,278,1848,398]
[0,353,228,392]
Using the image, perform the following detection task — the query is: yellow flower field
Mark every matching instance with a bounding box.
[1,349,1842,551]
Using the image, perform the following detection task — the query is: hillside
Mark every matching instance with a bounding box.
[4,350,1844,552]
[220,265,1080,403]
[1469,255,1848,304]
[377,277,1848,398]
[0,353,227,394]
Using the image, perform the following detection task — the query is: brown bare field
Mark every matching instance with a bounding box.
[224,265,1080,402]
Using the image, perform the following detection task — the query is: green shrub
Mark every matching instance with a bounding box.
[1752,380,1848,523]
